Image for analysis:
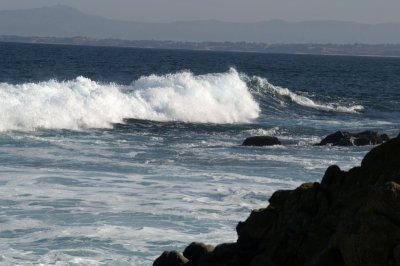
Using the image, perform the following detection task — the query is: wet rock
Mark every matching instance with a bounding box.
[242,136,281,146]
[309,248,346,266]
[393,245,400,265]
[197,243,256,266]
[153,251,189,266]
[249,255,277,266]
[183,242,214,265]
[236,208,277,246]
[317,130,389,146]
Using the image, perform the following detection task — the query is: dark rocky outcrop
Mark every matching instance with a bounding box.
[154,138,400,266]
[183,243,215,264]
[242,136,281,146]
[153,251,189,266]
[317,130,389,146]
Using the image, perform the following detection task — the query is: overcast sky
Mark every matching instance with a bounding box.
[0,0,399,24]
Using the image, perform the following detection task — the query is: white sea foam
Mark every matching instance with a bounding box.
[0,128,368,265]
[0,69,367,132]
[250,76,364,113]
[0,69,260,131]
[245,127,281,137]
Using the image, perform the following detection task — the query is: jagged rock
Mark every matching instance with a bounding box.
[155,138,400,266]
[317,130,389,146]
[242,136,281,146]
[236,207,277,245]
[153,251,189,266]
[394,245,400,265]
[249,255,277,266]
[339,181,400,265]
[197,243,256,266]
[183,242,214,265]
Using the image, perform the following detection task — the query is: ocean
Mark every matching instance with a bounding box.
[0,42,399,265]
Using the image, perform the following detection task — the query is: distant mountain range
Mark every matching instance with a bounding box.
[1,5,400,44]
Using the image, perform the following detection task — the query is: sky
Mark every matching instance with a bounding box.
[0,0,399,24]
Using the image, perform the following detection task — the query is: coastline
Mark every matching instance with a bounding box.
[1,35,400,58]
[1,42,399,264]
[154,136,400,265]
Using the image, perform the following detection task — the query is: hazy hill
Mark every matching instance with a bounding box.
[1,5,399,44]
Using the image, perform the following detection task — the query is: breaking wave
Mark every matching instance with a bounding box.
[0,69,260,131]
[0,68,364,132]
[248,76,364,113]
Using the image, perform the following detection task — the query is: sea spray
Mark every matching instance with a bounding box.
[0,68,366,132]
[0,69,260,131]
[130,69,260,124]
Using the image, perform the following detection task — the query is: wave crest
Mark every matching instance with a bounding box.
[0,70,260,131]
[248,76,364,113]
[0,69,365,132]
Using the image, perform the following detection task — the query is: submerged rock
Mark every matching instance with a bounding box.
[154,138,400,266]
[317,130,389,146]
[242,136,281,146]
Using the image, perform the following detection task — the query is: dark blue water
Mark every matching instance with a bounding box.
[0,42,399,265]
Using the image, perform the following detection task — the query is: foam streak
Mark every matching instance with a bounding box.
[250,76,364,113]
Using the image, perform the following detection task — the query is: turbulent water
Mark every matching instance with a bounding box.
[0,42,399,265]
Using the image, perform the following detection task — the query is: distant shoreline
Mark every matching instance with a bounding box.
[1,35,400,58]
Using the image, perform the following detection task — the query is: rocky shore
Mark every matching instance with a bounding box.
[316,130,389,146]
[154,135,400,266]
